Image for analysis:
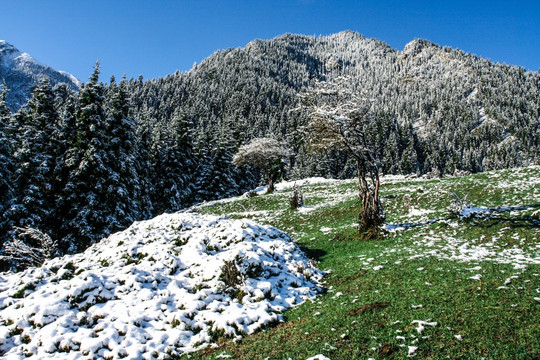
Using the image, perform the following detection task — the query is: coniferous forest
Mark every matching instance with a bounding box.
[1,31,539,268]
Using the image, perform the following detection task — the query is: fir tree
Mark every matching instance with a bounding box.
[11,78,58,235]
[152,110,196,213]
[0,87,14,246]
[103,75,142,231]
[62,62,112,251]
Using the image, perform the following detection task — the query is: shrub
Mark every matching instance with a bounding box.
[289,184,304,210]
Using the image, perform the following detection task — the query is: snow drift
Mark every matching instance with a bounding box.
[0,213,323,359]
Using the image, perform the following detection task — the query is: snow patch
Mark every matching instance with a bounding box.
[0,213,323,359]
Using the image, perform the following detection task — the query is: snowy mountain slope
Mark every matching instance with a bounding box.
[0,213,323,359]
[0,40,79,112]
[129,31,540,178]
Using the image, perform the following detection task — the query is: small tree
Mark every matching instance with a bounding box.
[233,137,288,194]
[300,78,385,238]
[289,183,304,209]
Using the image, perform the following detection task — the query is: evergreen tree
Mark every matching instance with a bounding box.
[62,62,112,251]
[10,78,58,235]
[103,75,142,230]
[196,128,239,201]
[0,87,14,246]
[152,110,196,213]
[52,84,79,242]
[134,122,155,219]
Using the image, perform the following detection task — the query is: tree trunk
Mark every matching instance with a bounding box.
[356,159,384,238]
[266,171,275,194]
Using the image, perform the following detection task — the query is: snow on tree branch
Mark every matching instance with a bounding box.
[0,227,58,268]
[233,137,289,193]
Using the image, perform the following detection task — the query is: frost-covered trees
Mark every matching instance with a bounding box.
[10,78,59,235]
[301,78,385,237]
[0,227,58,269]
[125,32,539,179]
[233,137,289,193]
[61,63,113,251]
[0,87,14,245]
[151,110,196,212]
[103,75,142,231]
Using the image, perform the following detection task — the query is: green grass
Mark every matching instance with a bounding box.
[189,167,540,360]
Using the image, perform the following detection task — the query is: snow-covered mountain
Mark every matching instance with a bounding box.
[0,40,79,112]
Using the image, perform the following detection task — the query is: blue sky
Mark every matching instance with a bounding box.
[1,1,539,82]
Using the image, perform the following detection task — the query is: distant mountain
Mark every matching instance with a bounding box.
[0,40,79,112]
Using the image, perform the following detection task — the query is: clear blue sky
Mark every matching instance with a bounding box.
[1,0,539,82]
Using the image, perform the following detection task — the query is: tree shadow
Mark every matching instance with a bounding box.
[385,203,540,232]
[298,244,327,262]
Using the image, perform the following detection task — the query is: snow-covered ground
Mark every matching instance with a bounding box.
[0,213,323,359]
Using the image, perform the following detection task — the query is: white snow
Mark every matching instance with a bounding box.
[407,345,418,357]
[408,207,434,217]
[306,355,331,360]
[253,177,339,194]
[58,70,82,87]
[411,320,437,335]
[0,213,323,359]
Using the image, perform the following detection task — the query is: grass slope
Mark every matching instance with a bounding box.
[191,167,540,360]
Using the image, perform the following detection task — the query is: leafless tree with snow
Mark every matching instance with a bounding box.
[300,77,385,238]
[0,227,58,269]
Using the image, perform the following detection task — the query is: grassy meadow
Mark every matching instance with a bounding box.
[188,167,540,360]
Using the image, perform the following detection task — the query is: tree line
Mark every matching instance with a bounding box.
[0,64,259,269]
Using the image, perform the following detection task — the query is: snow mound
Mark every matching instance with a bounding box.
[0,213,323,359]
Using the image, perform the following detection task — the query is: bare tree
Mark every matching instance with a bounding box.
[300,77,385,238]
[233,137,289,194]
[0,227,59,269]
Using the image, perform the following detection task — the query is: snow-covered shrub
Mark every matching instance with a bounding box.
[219,257,244,297]
[245,190,259,198]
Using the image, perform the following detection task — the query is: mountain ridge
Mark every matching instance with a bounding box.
[0,40,79,112]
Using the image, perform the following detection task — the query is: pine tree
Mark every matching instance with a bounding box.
[135,122,155,219]
[0,87,14,246]
[103,75,142,230]
[62,62,112,251]
[197,129,239,201]
[152,110,196,213]
[10,78,58,235]
[52,83,79,243]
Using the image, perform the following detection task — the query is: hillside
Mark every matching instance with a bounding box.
[0,40,79,112]
[128,31,540,178]
[1,30,539,278]
[190,166,540,359]
[2,167,538,359]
